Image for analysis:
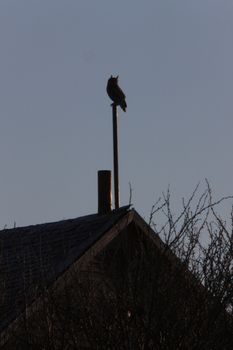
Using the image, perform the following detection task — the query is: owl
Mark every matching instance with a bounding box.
[106,75,127,112]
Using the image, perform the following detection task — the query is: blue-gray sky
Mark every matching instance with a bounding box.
[0,0,233,227]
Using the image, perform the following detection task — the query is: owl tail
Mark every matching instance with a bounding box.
[120,100,127,112]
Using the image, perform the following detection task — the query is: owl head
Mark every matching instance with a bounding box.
[109,75,119,83]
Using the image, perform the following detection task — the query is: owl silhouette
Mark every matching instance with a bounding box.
[106,75,127,112]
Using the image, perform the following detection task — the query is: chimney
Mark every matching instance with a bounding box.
[98,170,112,214]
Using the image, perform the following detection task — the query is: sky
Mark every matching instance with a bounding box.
[0,0,233,228]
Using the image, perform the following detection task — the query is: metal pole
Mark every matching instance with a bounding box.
[112,104,120,209]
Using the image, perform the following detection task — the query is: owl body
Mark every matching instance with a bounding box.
[107,76,127,112]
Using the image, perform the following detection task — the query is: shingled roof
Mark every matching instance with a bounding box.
[2,205,233,349]
[0,206,131,335]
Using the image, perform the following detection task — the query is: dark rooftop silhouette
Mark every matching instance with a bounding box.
[0,206,130,334]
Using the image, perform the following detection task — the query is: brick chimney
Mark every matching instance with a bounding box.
[98,170,112,214]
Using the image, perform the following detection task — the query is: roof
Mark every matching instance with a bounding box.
[1,206,232,348]
[0,206,131,335]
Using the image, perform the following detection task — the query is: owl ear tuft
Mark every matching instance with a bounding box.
[116,75,119,79]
